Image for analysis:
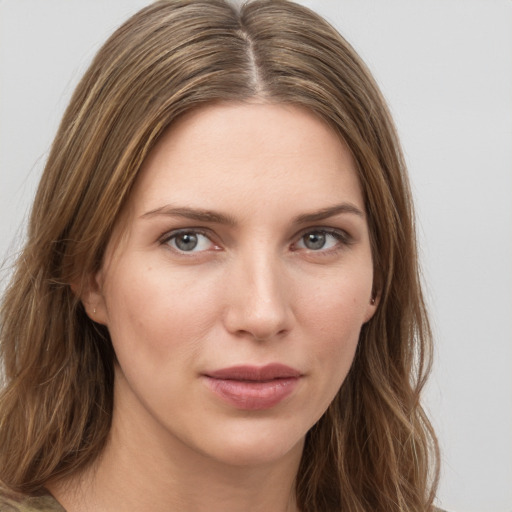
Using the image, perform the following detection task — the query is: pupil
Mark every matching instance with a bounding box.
[175,233,198,251]
[304,232,326,250]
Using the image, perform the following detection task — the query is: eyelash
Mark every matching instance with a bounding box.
[159,227,353,255]
[160,229,217,252]
[292,228,353,254]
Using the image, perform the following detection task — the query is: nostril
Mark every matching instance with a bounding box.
[223,300,291,341]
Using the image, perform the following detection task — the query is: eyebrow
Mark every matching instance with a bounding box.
[140,202,364,225]
[293,203,364,223]
[141,206,237,225]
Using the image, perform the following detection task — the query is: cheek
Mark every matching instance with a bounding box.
[301,270,371,378]
[305,268,372,333]
[103,261,222,362]
[310,303,361,375]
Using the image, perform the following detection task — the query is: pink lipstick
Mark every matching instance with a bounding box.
[202,364,301,410]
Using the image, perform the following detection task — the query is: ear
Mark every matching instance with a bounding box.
[70,270,109,326]
[363,290,380,323]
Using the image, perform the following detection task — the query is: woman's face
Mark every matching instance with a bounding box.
[88,102,376,468]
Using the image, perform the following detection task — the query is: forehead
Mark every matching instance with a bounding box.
[130,102,363,216]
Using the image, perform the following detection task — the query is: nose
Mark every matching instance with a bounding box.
[222,251,293,341]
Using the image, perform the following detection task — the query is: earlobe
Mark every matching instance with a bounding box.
[364,292,380,323]
[70,271,109,325]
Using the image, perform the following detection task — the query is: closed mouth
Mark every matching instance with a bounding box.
[204,363,301,381]
[202,364,302,410]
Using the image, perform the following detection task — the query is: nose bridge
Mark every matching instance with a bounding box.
[224,245,291,340]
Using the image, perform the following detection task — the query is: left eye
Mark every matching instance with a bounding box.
[295,230,343,251]
[164,231,214,252]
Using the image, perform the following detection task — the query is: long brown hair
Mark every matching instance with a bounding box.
[0,1,439,510]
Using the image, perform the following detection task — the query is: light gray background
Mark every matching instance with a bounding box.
[1,1,511,511]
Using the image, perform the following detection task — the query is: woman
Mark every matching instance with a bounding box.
[0,1,440,511]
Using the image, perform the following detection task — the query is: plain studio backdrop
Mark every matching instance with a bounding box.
[1,1,511,511]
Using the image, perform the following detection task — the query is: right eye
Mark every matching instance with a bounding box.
[163,230,216,253]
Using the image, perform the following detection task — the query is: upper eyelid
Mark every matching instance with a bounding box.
[158,226,353,250]
[160,227,214,243]
[297,226,347,234]
[294,226,353,241]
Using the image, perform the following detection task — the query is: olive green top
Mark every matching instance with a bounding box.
[0,493,451,512]
[0,494,65,512]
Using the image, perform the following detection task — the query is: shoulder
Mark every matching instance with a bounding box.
[0,493,65,512]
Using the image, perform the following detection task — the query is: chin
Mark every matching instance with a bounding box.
[194,421,306,468]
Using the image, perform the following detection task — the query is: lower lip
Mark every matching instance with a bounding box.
[203,376,300,410]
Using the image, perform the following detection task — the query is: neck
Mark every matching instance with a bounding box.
[49,377,303,512]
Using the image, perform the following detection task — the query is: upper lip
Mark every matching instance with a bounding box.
[204,364,301,381]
